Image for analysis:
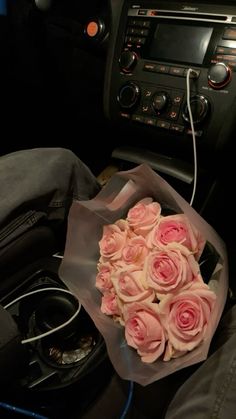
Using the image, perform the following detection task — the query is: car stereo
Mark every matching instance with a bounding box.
[104,1,236,158]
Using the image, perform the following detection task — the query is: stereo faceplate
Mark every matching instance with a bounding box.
[105,0,236,160]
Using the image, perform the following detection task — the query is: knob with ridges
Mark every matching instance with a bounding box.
[208,62,232,89]
[119,50,138,73]
[152,91,169,113]
[182,95,209,124]
[117,82,140,109]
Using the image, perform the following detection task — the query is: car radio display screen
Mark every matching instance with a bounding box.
[149,23,213,64]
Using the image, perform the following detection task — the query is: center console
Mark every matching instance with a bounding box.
[105,1,236,164]
[104,1,236,229]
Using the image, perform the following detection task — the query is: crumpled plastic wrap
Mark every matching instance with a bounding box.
[59,164,228,385]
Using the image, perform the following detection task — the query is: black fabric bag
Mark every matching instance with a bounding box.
[0,147,100,290]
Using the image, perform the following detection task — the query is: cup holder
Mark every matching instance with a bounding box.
[4,269,110,392]
[34,293,80,340]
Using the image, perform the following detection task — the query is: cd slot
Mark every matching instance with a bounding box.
[152,11,227,21]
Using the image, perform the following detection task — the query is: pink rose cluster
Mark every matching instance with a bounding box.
[95,199,216,363]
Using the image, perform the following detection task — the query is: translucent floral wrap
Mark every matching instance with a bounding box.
[59,164,228,385]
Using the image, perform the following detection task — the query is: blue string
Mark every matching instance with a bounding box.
[0,0,7,15]
[119,381,134,419]
[0,402,49,418]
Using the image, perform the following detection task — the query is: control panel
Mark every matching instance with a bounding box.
[104,0,236,157]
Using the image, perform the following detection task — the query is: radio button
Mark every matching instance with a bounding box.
[208,62,232,89]
[127,28,149,37]
[132,114,144,123]
[169,67,185,76]
[170,124,185,133]
[171,93,183,105]
[138,9,148,16]
[156,120,170,130]
[143,89,153,98]
[216,46,236,55]
[142,21,151,28]
[143,117,156,126]
[130,37,146,45]
[223,28,236,40]
[129,19,150,28]
[143,62,157,72]
[215,54,236,62]
[155,64,170,74]
[186,129,203,137]
[141,103,151,114]
[166,107,179,121]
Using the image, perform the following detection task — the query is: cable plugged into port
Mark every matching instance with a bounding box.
[189,69,199,79]
[186,68,197,207]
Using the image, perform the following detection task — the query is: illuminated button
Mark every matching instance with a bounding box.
[143,89,153,98]
[215,54,236,62]
[142,21,151,28]
[166,107,179,121]
[169,67,185,76]
[170,124,184,133]
[216,46,236,55]
[120,112,130,119]
[156,120,170,129]
[133,37,146,45]
[155,64,170,74]
[223,28,236,40]
[172,94,183,105]
[141,103,150,113]
[138,9,147,15]
[143,62,156,72]
[86,21,99,37]
[143,117,156,126]
[187,129,203,137]
[132,114,144,123]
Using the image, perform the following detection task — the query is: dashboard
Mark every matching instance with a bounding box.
[1,2,236,418]
[103,0,236,236]
[2,0,235,239]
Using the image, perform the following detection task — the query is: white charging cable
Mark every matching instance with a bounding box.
[186,68,197,207]
[4,287,81,345]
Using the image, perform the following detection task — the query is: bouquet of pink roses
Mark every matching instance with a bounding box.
[96,198,216,363]
[60,164,228,385]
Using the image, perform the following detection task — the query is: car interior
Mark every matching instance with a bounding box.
[1,0,236,417]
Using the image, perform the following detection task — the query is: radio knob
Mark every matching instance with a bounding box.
[182,95,209,124]
[117,82,140,109]
[152,92,169,113]
[119,50,138,73]
[208,62,232,89]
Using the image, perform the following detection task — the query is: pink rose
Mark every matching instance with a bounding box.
[112,268,155,303]
[124,302,166,363]
[99,221,128,261]
[101,292,121,317]
[159,284,216,352]
[122,236,149,267]
[95,263,113,293]
[149,214,205,259]
[127,200,161,236]
[145,247,200,299]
